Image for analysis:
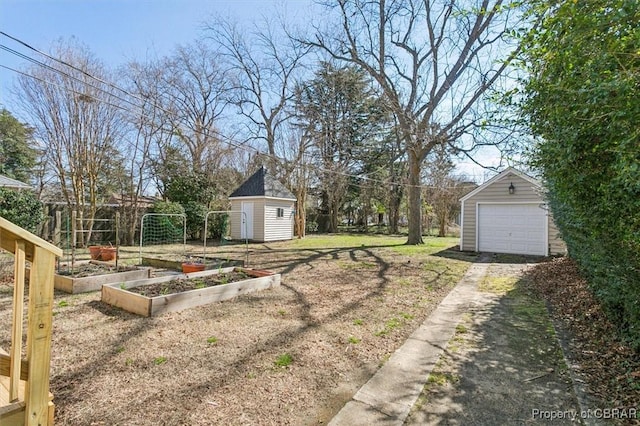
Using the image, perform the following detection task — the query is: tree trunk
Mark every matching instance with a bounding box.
[438,210,447,237]
[294,187,306,239]
[388,184,402,234]
[406,150,424,244]
[329,198,340,233]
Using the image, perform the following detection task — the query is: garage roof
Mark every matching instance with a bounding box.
[459,167,541,202]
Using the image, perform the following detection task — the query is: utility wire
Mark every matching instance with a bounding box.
[0,64,129,112]
[0,31,484,190]
[0,43,143,111]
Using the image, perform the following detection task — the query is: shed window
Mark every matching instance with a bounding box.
[276,207,284,218]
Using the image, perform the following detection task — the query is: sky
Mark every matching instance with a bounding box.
[0,0,501,183]
[0,0,314,104]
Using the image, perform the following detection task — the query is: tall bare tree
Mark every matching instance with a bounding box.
[203,13,309,169]
[307,0,524,243]
[155,43,231,174]
[15,39,126,245]
[423,145,473,237]
[117,61,171,244]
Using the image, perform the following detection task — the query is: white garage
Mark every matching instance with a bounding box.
[477,203,547,255]
[460,167,566,256]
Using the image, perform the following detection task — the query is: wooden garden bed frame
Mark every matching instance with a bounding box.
[0,216,62,426]
[140,256,244,271]
[102,267,280,317]
[51,261,151,294]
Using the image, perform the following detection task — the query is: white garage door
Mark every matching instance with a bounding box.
[478,204,547,256]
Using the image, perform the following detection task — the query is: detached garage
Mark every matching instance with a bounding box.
[459,167,566,256]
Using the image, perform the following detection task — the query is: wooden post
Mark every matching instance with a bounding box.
[24,246,56,426]
[71,210,77,269]
[53,210,61,246]
[115,211,120,270]
[9,240,26,402]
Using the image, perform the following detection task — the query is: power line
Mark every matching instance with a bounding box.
[0,43,143,110]
[0,64,130,112]
[0,31,483,191]
[1,30,147,107]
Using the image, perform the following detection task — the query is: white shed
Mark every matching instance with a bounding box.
[459,167,566,256]
[229,167,296,242]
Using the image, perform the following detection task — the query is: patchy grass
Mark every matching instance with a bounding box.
[478,276,518,294]
[389,237,460,256]
[337,260,378,270]
[0,235,478,426]
[427,371,460,386]
[288,234,406,250]
[274,353,293,368]
[153,356,167,365]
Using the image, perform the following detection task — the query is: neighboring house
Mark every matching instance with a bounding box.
[107,193,159,209]
[459,167,566,256]
[0,174,32,190]
[229,167,296,242]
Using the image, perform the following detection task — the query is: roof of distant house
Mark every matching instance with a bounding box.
[0,174,32,190]
[229,167,296,200]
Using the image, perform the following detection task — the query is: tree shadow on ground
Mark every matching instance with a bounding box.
[432,246,548,264]
[404,272,582,425]
[49,237,478,424]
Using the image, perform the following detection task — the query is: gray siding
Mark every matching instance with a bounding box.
[548,216,567,255]
[461,170,565,255]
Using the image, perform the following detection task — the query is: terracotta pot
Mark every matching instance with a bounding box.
[182,262,206,273]
[245,269,274,278]
[99,247,117,261]
[89,246,101,260]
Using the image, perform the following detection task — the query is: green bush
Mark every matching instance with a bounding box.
[182,201,207,240]
[207,212,228,240]
[0,188,43,233]
[523,0,640,348]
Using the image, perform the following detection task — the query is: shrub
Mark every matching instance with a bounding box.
[0,188,43,233]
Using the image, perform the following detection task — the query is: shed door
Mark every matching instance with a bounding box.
[241,202,254,240]
[477,204,547,255]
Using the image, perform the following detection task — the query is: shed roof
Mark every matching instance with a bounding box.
[0,174,32,190]
[229,167,296,200]
[459,167,541,202]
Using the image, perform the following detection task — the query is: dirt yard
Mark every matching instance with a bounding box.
[0,235,476,425]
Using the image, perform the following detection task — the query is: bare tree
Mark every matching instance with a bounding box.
[155,43,231,174]
[117,61,171,244]
[423,145,473,237]
[306,0,524,244]
[203,13,309,169]
[15,39,126,246]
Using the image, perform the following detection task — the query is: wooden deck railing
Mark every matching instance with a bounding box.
[0,216,62,425]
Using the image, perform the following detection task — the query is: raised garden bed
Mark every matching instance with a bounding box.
[50,261,151,294]
[140,256,244,271]
[101,267,280,317]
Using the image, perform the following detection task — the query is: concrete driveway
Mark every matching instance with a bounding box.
[330,254,595,425]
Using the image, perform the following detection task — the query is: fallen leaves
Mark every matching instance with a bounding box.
[527,257,640,414]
